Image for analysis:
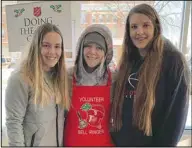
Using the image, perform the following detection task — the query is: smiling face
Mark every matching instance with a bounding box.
[129,13,154,50]
[41,32,62,71]
[83,43,105,68]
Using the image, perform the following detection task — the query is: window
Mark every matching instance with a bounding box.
[80,0,191,133]
[121,12,127,24]
[98,14,104,23]
[185,7,191,130]
[113,15,118,23]
[81,12,87,24]
[106,14,111,23]
[102,14,105,23]
[92,14,96,23]
[111,26,118,38]
[80,1,186,62]
[154,1,184,48]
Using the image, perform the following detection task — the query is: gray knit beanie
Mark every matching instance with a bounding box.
[83,32,107,53]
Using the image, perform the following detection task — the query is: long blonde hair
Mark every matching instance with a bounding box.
[20,23,70,110]
[111,4,164,136]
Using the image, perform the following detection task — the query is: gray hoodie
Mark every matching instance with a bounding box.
[5,69,64,146]
[67,24,117,99]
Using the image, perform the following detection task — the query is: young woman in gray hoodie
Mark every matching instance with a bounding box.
[64,24,117,146]
[5,23,70,146]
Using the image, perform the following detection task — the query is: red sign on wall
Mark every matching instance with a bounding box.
[33,7,41,17]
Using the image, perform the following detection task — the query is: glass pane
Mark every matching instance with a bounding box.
[185,7,191,129]
[80,1,184,63]
[154,1,184,48]
[92,14,96,23]
[99,14,104,23]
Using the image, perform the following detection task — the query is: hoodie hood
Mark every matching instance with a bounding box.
[74,24,113,86]
[75,24,113,66]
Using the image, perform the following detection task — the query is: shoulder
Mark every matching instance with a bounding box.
[6,68,29,94]
[162,38,189,81]
[163,38,184,59]
[8,69,24,84]
[163,38,186,69]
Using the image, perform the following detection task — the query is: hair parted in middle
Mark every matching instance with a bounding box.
[111,3,164,136]
[20,23,70,110]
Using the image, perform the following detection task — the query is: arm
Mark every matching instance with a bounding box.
[5,71,29,146]
[152,53,190,146]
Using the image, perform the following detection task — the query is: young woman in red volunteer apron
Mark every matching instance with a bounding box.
[64,24,117,146]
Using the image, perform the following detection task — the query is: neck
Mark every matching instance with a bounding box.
[138,48,147,57]
[43,67,51,72]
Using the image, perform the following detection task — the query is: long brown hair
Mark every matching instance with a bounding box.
[111,4,164,136]
[20,23,70,110]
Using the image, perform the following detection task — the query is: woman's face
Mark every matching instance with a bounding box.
[41,32,62,71]
[83,43,105,68]
[129,13,154,49]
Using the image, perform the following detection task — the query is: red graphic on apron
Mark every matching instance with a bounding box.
[77,111,88,129]
[77,103,105,129]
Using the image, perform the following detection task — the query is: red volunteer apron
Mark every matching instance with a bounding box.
[64,70,114,146]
